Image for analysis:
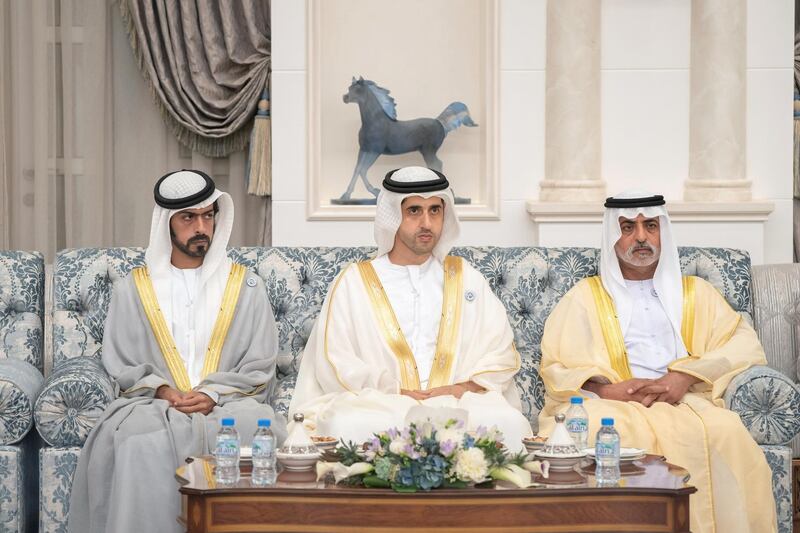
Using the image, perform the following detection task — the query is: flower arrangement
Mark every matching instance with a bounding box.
[316,419,548,492]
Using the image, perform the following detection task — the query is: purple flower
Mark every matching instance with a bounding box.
[439,440,456,456]
[367,437,381,452]
[387,427,399,439]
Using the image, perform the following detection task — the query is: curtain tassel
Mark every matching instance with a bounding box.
[246,89,271,196]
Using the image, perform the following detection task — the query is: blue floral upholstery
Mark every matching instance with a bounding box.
[52,248,144,369]
[0,251,45,371]
[0,446,25,532]
[762,445,793,533]
[36,246,799,531]
[34,357,115,447]
[0,251,46,532]
[39,446,79,533]
[0,359,44,445]
[725,366,800,445]
[229,247,374,379]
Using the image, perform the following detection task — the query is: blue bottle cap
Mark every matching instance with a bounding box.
[221,418,235,426]
[570,396,583,404]
[257,419,271,427]
[601,417,614,426]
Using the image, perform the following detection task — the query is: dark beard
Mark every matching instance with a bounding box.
[171,232,211,258]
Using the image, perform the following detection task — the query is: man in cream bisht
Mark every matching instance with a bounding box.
[539,191,776,533]
[68,170,287,533]
[290,166,532,449]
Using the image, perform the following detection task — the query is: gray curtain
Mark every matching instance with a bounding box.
[119,0,270,157]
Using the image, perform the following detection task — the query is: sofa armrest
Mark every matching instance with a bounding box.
[34,357,115,447]
[723,365,800,445]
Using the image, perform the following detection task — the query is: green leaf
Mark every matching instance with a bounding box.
[363,476,391,488]
[392,484,418,493]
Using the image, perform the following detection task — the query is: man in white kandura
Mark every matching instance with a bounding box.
[539,191,776,533]
[69,170,287,533]
[290,166,532,450]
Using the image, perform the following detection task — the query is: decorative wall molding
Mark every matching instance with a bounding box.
[305,0,500,221]
[526,200,775,223]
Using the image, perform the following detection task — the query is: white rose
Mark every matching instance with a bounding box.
[453,447,489,483]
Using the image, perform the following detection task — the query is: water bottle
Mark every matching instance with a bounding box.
[251,419,277,486]
[214,418,240,484]
[565,396,589,450]
[595,417,621,486]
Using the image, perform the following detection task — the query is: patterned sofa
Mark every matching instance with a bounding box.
[34,246,800,533]
[0,251,46,533]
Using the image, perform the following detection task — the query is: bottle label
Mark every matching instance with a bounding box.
[252,440,274,456]
[566,418,588,433]
[216,439,239,456]
[595,442,615,458]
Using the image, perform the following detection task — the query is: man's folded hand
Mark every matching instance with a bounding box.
[173,391,217,415]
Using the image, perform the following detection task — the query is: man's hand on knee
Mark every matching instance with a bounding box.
[173,391,217,415]
[419,381,485,400]
[401,388,430,400]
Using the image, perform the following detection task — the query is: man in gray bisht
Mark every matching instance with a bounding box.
[68,170,287,533]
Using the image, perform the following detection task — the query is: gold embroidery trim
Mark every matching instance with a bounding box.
[200,263,246,379]
[681,276,696,354]
[588,276,633,381]
[357,262,421,391]
[322,264,355,392]
[427,256,463,389]
[683,402,717,533]
[203,460,216,489]
[132,264,246,393]
[133,267,193,392]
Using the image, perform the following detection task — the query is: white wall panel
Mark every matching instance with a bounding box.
[601,70,689,199]
[500,70,544,201]
[601,0,690,70]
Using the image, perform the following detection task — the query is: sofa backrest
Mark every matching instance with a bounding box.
[52,246,753,425]
[0,251,44,371]
[751,263,800,382]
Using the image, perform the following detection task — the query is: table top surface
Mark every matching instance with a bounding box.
[177,454,695,498]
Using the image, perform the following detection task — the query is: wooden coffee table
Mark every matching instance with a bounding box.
[177,454,695,532]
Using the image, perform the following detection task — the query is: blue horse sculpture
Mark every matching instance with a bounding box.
[340,76,477,200]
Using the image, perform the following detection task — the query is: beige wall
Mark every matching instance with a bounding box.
[271,0,795,264]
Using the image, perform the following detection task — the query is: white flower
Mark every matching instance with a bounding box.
[436,427,465,448]
[419,422,434,440]
[389,438,409,455]
[453,447,489,483]
[316,461,374,484]
[490,464,532,488]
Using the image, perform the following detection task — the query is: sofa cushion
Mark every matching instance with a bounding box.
[724,366,800,446]
[229,247,374,378]
[51,246,755,428]
[0,359,43,445]
[35,358,115,447]
[53,248,144,369]
[751,264,800,383]
[0,251,44,371]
